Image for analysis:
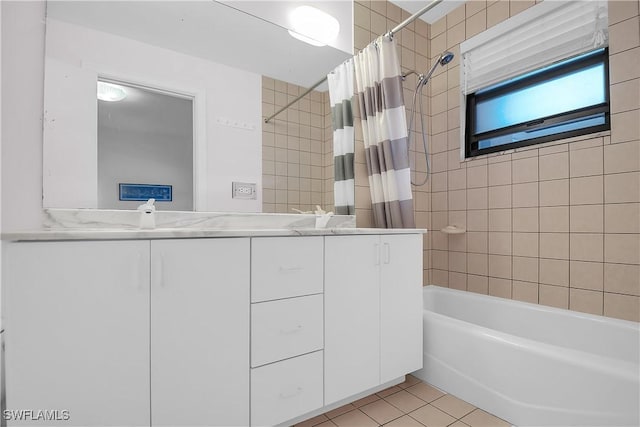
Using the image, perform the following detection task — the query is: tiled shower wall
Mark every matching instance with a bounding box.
[262,78,334,214]
[354,0,639,322]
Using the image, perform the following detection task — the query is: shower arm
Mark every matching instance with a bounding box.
[264,0,444,123]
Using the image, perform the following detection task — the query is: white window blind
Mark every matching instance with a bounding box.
[460,0,608,95]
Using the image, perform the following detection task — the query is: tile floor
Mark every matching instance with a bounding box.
[294,375,513,427]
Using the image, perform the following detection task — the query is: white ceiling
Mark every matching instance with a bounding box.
[389,0,464,24]
[46,1,353,89]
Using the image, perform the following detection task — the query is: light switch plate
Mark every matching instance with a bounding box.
[232,182,257,199]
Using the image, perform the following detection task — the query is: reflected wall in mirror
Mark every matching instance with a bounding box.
[42,1,354,214]
[97,80,193,210]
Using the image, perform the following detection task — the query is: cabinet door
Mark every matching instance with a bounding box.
[324,235,380,405]
[150,239,250,427]
[4,241,150,427]
[380,234,423,383]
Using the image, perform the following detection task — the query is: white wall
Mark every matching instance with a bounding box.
[44,18,262,212]
[1,1,45,232]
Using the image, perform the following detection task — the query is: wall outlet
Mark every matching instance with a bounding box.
[232,182,257,199]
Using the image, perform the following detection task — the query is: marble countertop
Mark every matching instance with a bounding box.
[2,227,427,241]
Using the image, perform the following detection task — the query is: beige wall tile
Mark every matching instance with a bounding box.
[513,256,539,283]
[540,233,569,260]
[569,146,603,177]
[468,253,488,276]
[432,191,448,211]
[540,179,569,206]
[512,156,538,184]
[488,209,511,232]
[467,164,488,188]
[432,269,449,287]
[513,281,539,304]
[604,263,640,296]
[488,232,512,255]
[604,172,640,203]
[604,141,640,174]
[539,152,569,181]
[467,274,489,294]
[609,47,640,84]
[609,14,640,54]
[570,261,604,291]
[604,292,640,322]
[488,254,511,279]
[447,21,466,49]
[488,277,512,299]
[449,189,467,210]
[540,258,569,287]
[605,203,640,233]
[570,233,604,262]
[513,207,539,232]
[539,284,569,309]
[570,288,604,316]
[540,206,569,232]
[487,0,509,28]
[447,4,466,28]
[450,251,468,273]
[611,110,640,143]
[488,161,511,186]
[468,231,488,253]
[608,1,639,26]
[570,205,604,233]
[488,185,512,208]
[449,272,467,290]
[468,187,489,210]
[605,233,640,264]
[466,8,487,38]
[448,168,467,190]
[510,0,535,16]
[467,209,488,231]
[512,182,538,208]
[570,176,604,205]
[512,232,538,258]
[610,79,640,114]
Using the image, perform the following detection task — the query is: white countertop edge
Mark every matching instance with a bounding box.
[2,228,428,241]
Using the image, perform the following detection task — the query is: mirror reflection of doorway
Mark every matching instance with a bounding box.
[97,79,194,211]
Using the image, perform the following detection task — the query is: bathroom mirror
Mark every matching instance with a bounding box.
[42,0,354,213]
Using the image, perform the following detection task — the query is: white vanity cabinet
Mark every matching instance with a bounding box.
[150,239,250,427]
[4,240,151,427]
[324,234,423,405]
[3,238,250,427]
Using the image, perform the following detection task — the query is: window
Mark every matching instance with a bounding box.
[465,48,610,157]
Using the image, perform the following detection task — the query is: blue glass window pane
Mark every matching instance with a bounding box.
[474,64,606,134]
[478,113,606,150]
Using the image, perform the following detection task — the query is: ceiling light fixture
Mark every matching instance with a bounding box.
[288,5,339,47]
[97,81,127,102]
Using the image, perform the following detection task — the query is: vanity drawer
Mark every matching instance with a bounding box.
[251,237,323,302]
[251,350,323,427]
[251,294,323,367]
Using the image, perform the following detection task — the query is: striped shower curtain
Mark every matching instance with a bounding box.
[354,36,415,228]
[327,59,355,215]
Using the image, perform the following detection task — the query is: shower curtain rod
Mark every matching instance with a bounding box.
[263,0,444,123]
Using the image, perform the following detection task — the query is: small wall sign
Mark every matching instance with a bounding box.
[119,183,172,202]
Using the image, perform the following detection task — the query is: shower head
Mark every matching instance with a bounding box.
[439,51,455,66]
[419,51,455,86]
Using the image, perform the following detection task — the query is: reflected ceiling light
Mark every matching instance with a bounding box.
[288,5,339,47]
[97,81,127,102]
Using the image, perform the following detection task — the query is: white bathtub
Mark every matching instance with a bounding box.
[413,286,640,427]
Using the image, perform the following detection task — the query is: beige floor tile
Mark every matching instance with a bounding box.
[430,394,476,419]
[408,404,457,427]
[384,390,428,413]
[383,414,425,427]
[325,404,357,419]
[405,382,445,403]
[352,394,381,408]
[460,409,511,427]
[360,399,404,424]
[398,375,422,389]
[332,409,379,427]
[448,422,471,427]
[295,414,330,427]
[315,421,338,427]
[376,385,403,398]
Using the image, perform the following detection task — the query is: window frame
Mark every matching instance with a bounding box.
[464,48,610,158]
